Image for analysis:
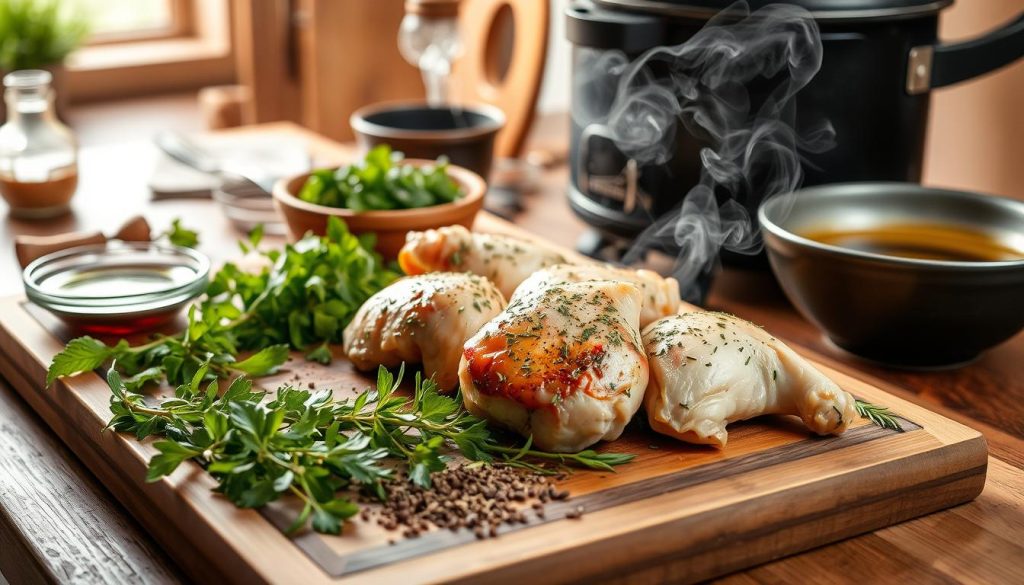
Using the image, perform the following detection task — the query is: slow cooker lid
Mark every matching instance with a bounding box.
[594,0,954,21]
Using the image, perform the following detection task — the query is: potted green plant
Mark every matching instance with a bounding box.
[0,0,89,122]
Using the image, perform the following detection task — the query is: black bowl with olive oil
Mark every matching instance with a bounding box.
[759,183,1024,368]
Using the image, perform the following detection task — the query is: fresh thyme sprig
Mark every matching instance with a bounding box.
[106,362,635,535]
[855,399,904,432]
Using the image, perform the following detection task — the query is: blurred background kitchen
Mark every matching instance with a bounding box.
[0,0,1019,198]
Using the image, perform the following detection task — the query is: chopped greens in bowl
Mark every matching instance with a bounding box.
[299,145,464,211]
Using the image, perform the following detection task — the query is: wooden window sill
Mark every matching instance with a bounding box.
[69,37,229,72]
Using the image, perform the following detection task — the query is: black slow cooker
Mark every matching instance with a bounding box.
[566,0,1024,260]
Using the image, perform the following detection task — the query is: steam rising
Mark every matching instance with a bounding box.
[575,2,835,299]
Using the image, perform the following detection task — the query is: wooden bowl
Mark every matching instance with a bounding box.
[272,160,486,259]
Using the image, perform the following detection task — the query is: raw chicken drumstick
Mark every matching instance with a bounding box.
[512,263,681,328]
[642,312,858,447]
[398,225,585,299]
[343,272,506,391]
[459,281,649,452]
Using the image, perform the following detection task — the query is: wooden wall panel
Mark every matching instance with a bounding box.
[232,0,302,124]
[297,0,425,141]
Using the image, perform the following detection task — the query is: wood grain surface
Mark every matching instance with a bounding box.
[0,363,181,585]
[0,209,989,584]
[0,121,1021,584]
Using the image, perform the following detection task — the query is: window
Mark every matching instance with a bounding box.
[64,0,234,102]
[64,0,193,44]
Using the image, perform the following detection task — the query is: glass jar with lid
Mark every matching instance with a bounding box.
[0,69,78,219]
[398,0,463,106]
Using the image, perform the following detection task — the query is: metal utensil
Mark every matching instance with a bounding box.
[154,131,278,195]
[213,179,287,235]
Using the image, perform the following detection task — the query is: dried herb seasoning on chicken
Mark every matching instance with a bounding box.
[460,281,649,452]
[642,312,864,447]
[344,272,507,391]
[399,225,578,298]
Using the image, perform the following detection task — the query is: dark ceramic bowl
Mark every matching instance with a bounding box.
[350,101,505,180]
[759,182,1024,369]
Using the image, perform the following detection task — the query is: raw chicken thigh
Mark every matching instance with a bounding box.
[343,272,506,391]
[642,312,857,447]
[398,225,584,298]
[512,263,681,328]
[459,281,649,452]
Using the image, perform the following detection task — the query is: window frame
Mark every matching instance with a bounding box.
[65,0,235,103]
[83,0,196,46]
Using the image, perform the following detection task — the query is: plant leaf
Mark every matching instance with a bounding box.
[146,440,200,482]
[305,343,333,365]
[46,336,112,385]
[231,345,289,376]
[311,507,341,534]
[163,218,200,248]
[247,224,264,248]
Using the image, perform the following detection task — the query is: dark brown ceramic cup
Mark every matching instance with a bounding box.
[350,101,505,180]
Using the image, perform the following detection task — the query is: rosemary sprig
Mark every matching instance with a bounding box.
[855,399,904,432]
[105,362,634,535]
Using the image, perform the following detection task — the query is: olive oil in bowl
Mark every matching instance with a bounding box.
[801,223,1024,262]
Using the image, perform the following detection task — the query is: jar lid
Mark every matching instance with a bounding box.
[405,0,461,18]
[3,69,52,89]
[23,242,210,332]
[593,0,953,22]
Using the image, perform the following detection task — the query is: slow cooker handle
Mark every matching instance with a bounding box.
[907,11,1024,95]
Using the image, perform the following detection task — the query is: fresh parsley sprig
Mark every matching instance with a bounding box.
[106,362,634,535]
[299,145,463,211]
[160,218,200,248]
[46,217,400,388]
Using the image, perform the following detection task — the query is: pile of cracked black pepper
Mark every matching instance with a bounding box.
[359,464,572,541]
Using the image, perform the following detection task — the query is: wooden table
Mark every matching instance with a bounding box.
[1,122,1022,584]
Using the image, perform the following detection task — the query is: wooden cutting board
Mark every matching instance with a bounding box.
[0,217,987,584]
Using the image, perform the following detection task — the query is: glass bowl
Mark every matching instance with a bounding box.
[213,179,287,235]
[23,242,210,334]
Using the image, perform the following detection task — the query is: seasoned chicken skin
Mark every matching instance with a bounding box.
[398,225,584,299]
[643,312,857,447]
[512,263,681,328]
[459,281,648,452]
[343,273,506,391]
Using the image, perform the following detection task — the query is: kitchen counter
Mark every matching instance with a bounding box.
[1,121,1022,584]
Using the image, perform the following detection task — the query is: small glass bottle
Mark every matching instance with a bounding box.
[398,0,463,107]
[0,69,78,219]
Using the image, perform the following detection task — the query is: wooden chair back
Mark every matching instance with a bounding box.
[227,0,549,158]
[453,0,550,158]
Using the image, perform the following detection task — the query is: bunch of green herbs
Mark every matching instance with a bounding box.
[46,217,400,388]
[107,363,634,534]
[0,0,89,71]
[299,144,463,211]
